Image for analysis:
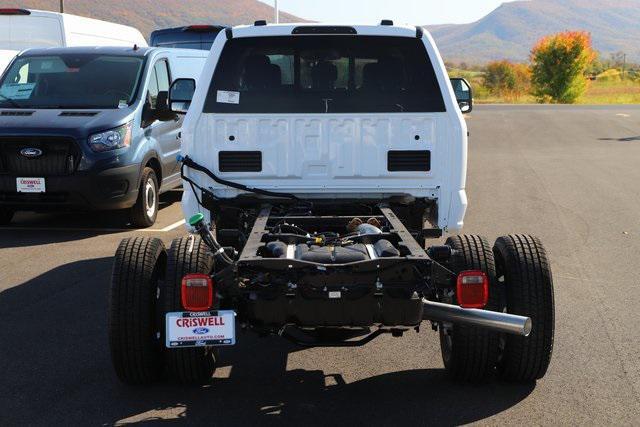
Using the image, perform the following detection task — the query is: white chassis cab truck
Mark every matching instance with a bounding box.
[108,22,555,385]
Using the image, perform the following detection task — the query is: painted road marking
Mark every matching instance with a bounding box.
[160,219,186,232]
[616,113,630,117]
[0,222,186,233]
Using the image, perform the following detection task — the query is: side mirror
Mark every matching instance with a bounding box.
[450,77,473,114]
[169,78,196,114]
[155,91,176,121]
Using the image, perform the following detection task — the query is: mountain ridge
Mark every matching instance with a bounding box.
[426,0,640,63]
[0,0,306,40]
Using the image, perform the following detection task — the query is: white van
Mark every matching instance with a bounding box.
[0,8,147,75]
[0,50,17,74]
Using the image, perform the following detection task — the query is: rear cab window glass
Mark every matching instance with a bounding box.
[204,36,446,114]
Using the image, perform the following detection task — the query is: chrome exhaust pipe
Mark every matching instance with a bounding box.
[422,299,532,336]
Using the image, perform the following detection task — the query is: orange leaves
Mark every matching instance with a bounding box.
[484,60,531,101]
[530,31,596,103]
[531,31,596,64]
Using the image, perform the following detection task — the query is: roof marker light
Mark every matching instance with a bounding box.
[0,8,31,15]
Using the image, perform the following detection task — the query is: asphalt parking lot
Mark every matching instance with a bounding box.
[1,105,640,425]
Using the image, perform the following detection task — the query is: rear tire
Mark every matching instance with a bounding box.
[130,167,159,228]
[108,237,166,384]
[493,235,555,382]
[439,235,501,382]
[164,235,217,384]
[0,208,14,225]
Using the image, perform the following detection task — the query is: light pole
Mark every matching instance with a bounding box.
[60,0,64,13]
[274,0,279,23]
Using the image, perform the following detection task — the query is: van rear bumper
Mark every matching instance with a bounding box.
[0,164,141,211]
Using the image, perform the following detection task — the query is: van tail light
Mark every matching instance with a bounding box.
[456,270,489,309]
[181,274,213,311]
[0,8,31,15]
[186,25,218,32]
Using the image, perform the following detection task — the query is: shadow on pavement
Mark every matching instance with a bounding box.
[2,190,182,230]
[0,257,534,426]
[0,190,183,249]
[0,229,124,249]
[598,136,640,142]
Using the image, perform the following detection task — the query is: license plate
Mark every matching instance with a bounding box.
[16,177,45,193]
[165,311,236,348]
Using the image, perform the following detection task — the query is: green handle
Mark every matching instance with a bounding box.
[188,212,205,227]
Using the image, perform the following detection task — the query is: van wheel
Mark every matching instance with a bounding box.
[493,235,555,382]
[108,237,166,384]
[164,235,217,384]
[131,167,159,228]
[439,235,501,382]
[0,209,14,225]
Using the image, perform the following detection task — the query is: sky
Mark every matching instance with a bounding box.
[258,0,519,25]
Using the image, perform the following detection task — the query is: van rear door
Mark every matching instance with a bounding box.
[0,13,63,50]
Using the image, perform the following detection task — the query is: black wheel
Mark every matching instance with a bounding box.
[108,237,166,384]
[439,235,501,382]
[493,235,555,382]
[164,235,217,384]
[0,208,14,225]
[131,167,159,228]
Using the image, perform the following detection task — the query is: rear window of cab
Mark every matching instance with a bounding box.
[204,36,446,114]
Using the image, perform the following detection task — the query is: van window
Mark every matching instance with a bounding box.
[0,54,145,109]
[0,16,64,50]
[155,61,170,92]
[146,60,170,109]
[204,36,445,114]
[150,27,223,51]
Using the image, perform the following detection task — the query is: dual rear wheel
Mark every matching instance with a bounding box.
[108,235,217,385]
[439,234,555,383]
[108,233,554,385]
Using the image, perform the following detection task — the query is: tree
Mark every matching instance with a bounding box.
[530,31,595,103]
[484,61,517,95]
[484,60,531,100]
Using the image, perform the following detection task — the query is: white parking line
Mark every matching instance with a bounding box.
[616,113,630,117]
[0,220,186,233]
[160,219,186,232]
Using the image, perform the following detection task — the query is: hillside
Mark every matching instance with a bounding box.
[427,0,640,64]
[0,0,306,40]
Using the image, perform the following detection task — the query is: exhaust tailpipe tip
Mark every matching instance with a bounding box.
[523,317,532,337]
[422,299,532,337]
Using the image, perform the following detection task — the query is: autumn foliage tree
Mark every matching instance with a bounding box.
[530,31,596,103]
[484,60,531,100]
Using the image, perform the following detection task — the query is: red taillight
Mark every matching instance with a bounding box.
[456,270,489,309]
[0,8,31,15]
[181,274,213,311]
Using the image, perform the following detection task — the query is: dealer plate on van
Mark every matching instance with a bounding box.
[165,311,236,348]
[17,177,45,193]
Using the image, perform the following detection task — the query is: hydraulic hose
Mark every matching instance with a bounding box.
[179,155,299,201]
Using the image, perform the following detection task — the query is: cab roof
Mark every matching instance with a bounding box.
[228,23,425,39]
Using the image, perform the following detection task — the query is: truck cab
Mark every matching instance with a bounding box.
[175,23,469,233]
